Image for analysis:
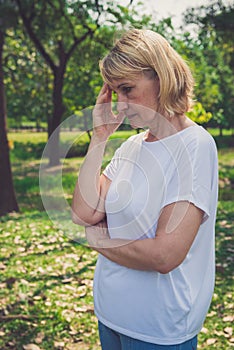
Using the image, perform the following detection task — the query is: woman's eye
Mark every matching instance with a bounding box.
[122,87,132,94]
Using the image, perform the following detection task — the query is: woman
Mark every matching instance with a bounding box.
[72,29,218,350]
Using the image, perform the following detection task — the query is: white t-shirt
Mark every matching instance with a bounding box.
[93,125,218,345]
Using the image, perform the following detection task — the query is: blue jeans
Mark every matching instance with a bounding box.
[98,321,197,350]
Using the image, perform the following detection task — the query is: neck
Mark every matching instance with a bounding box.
[147,114,196,141]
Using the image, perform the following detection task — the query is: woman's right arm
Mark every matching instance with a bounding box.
[71,83,124,226]
[71,135,111,226]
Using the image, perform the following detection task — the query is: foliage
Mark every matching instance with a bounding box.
[183,1,234,130]
[0,0,18,31]
[1,0,233,135]
[186,102,212,125]
[4,29,52,129]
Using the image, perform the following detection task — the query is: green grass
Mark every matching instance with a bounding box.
[0,214,99,349]
[207,128,233,137]
[0,130,233,349]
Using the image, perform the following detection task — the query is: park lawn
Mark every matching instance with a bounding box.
[0,131,233,349]
[8,130,133,145]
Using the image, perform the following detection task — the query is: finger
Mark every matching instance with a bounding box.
[96,83,107,100]
[100,83,109,96]
[97,86,112,104]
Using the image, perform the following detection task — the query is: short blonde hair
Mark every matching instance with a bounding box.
[99,29,194,116]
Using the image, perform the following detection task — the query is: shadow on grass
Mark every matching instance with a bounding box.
[0,213,96,349]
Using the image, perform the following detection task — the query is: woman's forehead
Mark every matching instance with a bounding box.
[109,78,134,87]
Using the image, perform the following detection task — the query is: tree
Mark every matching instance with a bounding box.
[14,0,150,166]
[4,28,52,130]
[186,102,212,125]
[0,0,19,216]
[183,1,234,133]
[14,0,97,165]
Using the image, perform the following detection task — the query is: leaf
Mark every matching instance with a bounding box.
[206,338,217,345]
[201,327,208,333]
[34,332,45,344]
[73,305,94,314]
[0,262,6,270]
[224,327,233,337]
[223,315,234,322]
[54,341,65,348]
[23,345,41,350]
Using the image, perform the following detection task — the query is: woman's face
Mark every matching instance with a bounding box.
[109,73,160,129]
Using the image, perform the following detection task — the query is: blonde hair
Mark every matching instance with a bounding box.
[99,29,194,116]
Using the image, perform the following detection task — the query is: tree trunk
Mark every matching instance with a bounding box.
[219,125,223,137]
[0,30,19,216]
[48,67,65,167]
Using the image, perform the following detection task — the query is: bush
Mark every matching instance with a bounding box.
[11,141,46,160]
[62,141,89,158]
[213,136,234,148]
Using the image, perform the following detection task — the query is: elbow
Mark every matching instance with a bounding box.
[71,208,104,227]
[71,213,85,226]
[155,262,179,274]
[71,209,91,226]
[157,264,175,274]
[151,237,185,274]
[152,250,182,274]
[154,258,172,274]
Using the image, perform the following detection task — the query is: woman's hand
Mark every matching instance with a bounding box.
[85,220,110,248]
[93,83,125,141]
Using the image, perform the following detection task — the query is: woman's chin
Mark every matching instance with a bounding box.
[129,120,141,129]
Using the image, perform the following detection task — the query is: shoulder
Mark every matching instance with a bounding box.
[182,126,217,155]
[190,126,216,146]
[117,131,145,153]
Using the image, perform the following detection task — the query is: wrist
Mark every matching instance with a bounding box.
[91,132,109,144]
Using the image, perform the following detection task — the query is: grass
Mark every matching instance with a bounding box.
[207,128,233,137]
[0,129,233,349]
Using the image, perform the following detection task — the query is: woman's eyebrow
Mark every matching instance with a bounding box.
[117,82,130,89]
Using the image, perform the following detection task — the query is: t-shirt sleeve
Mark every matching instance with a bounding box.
[162,132,218,223]
[102,147,121,181]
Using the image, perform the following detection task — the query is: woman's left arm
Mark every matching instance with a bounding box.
[86,201,203,274]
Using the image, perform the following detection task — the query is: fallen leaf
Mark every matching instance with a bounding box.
[207,310,216,317]
[73,305,94,313]
[54,341,65,348]
[214,330,224,336]
[224,327,233,337]
[201,327,208,334]
[223,315,234,322]
[206,338,217,345]
[34,331,45,344]
[23,344,41,350]
[0,262,6,270]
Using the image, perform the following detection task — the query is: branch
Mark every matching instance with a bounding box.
[95,0,101,17]
[47,0,77,41]
[94,0,103,27]
[28,1,36,21]
[15,0,56,73]
[65,28,94,62]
